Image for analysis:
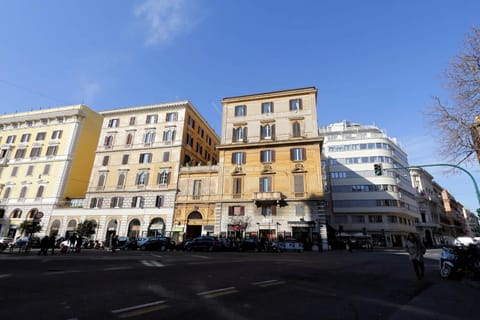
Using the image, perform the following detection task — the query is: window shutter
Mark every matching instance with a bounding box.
[243,127,248,142]
[242,152,246,164]
[118,197,124,208]
[140,197,145,208]
[260,151,265,163]
[302,148,306,160]
[232,128,236,142]
[272,124,276,139]
[98,198,103,208]
[231,153,235,164]
[272,150,276,162]
[272,206,277,216]
[290,149,294,161]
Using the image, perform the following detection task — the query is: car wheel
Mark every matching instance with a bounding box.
[140,245,146,251]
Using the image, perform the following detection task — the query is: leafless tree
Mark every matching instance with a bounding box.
[426,26,480,165]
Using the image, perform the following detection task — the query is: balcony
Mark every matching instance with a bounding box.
[253,191,287,207]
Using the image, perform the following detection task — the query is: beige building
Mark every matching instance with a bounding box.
[216,87,326,248]
[0,105,103,238]
[48,101,219,244]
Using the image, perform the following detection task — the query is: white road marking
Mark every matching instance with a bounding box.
[197,286,239,298]
[192,255,210,259]
[140,260,165,267]
[112,300,168,318]
[104,266,134,271]
[0,273,12,278]
[43,270,81,275]
[252,279,286,287]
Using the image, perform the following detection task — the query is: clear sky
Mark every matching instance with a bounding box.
[1,0,480,212]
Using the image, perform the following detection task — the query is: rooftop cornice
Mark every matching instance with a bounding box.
[99,100,190,116]
[222,87,317,104]
[0,104,90,124]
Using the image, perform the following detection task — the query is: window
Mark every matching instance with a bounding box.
[102,156,110,166]
[11,166,18,177]
[90,197,103,208]
[233,177,242,197]
[139,153,152,164]
[110,197,124,208]
[261,205,277,216]
[292,121,301,137]
[14,149,26,159]
[3,187,11,199]
[26,165,34,176]
[294,175,305,195]
[289,98,302,111]
[136,172,149,185]
[193,180,202,199]
[228,206,245,216]
[20,133,31,142]
[186,134,194,147]
[206,136,211,145]
[261,102,273,114]
[51,130,63,139]
[260,124,275,140]
[290,148,306,161]
[352,215,366,223]
[117,173,126,188]
[6,135,16,144]
[36,186,45,198]
[166,112,178,122]
[162,152,170,162]
[126,133,134,146]
[108,118,119,128]
[43,164,51,175]
[369,215,383,223]
[19,186,27,199]
[122,154,129,165]
[46,146,58,156]
[146,114,158,124]
[259,176,272,192]
[188,116,195,128]
[198,127,204,138]
[143,131,155,144]
[97,174,106,188]
[11,209,22,219]
[104,135,114,147]
[162,129,175,143]
[231,152,246,165]
[234,105,246,116]
[36,132,46,141]
[155,195,164,208]
[260,150,275,163]
[30,147,42,158]
[233,127,247,142]
[132,196,144,208]
[157,171,170,185]
[196,142,203,154]
[295,205,305,217]
[129,117,136,125]
[0,149,8,159]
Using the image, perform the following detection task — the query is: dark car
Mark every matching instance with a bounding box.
[238,238,260,252]
[184,236,222,252]
[139,237,175,251]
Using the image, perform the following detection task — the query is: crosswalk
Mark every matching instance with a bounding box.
[140,260,165,268]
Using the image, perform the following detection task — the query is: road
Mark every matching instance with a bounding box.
[0,248,478,320]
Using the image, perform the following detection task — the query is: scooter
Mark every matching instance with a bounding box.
[440,244,480,279]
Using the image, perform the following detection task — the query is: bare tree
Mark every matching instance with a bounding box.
[426,26,480,165]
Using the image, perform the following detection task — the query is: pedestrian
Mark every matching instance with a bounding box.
[49,235,56,255]
[75,236,83,253]
[38,235,49,256]
[111,235,118,253]
[405,232,426,280]
[346,238,353,252]
[69,234,77,251]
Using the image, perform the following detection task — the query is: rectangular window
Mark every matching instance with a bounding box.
[132,196,144,208]
[43,164,51,175]
[289,98,302,111]
[122,154,129,165]
[11,166,18,177]
[259,176,272,192]
[136,172,149,185]
[261,205,277,216]
[26,165,34,176]
[108,118,119,128]
[14,149,26,159]
[233,177,242,197]
[36,132,46,141]
[368,215,383,223]
[139,153,152,164]
[295,205,305,217]
[260,150,275,163]
[290,148,306,161]
[46,146,58,156]
[102,156,110,166]
[155,195,164,208]
[146,114,158,124]
[162,152,170,162]
[51,130,63,139]
[30,147,42,158]
[294,175,305,195]
[260,124,275,140]
[166,112,178,122]
[157,171,170,185]
[188,116,195,128]
[261,102,273,114]
[233,127,247,142]
[206,136,211,145]
[228,206,245,216]
[186,134,194,147]
[6,135,16,144]
[234,105,246,116]
[198,127,204,138]
[110,197,123,208]
[231,152,246,165]
[20,133,31,142]
[162,129,175,142]
[196,142,203,154]
[143,131,155,144]
[352,215,366,223]
[193,180,202,199]
[129,117,136,125]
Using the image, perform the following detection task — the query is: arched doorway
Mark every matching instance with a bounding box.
[49,220,61,238]
[128,219,141,238]
[148,218,165,237]
[105,219,118,246]
[65,219,77,240]
[186,211,203,239]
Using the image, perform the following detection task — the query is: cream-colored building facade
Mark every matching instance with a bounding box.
[216,87,326,248]
[48,101,219,244]
[0,105,102,238]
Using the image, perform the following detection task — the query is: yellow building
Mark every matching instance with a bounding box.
[0,105,102,238]
[48,101,219,244]
[216,87,326,248]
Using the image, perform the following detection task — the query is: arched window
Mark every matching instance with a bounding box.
[188,211,203,220]
[128,219,141,238]
[10,208,22,219]
[126,133,134,146]
[50,219,61,237]
[148,218,165,237]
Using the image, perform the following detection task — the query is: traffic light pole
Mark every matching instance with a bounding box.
[393,163,480,209]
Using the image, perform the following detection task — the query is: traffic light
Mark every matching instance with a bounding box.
[374,163,382,176]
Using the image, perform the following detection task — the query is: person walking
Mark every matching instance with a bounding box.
[49,235,56,255]
[38,235,49,256]
[405,232,426,280]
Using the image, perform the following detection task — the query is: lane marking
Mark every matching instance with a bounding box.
[112,300,168,318]
[43,270,81,275]
[141,260,165,267]
[197,287,239,299]
[104,266,134,271]
[252,280,286,287]
[0,273,12,278]
[192,255,210,259]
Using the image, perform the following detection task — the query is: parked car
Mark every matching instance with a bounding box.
[238,238,260,252]
[135,237,150,248]
[0,237,14,250]
[184,236,222,252]
[272,239,304,252]
[139,237,175,251]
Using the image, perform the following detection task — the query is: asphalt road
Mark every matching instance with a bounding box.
[0,248,478,320]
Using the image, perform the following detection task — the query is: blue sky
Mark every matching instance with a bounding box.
[1,0,480,212]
